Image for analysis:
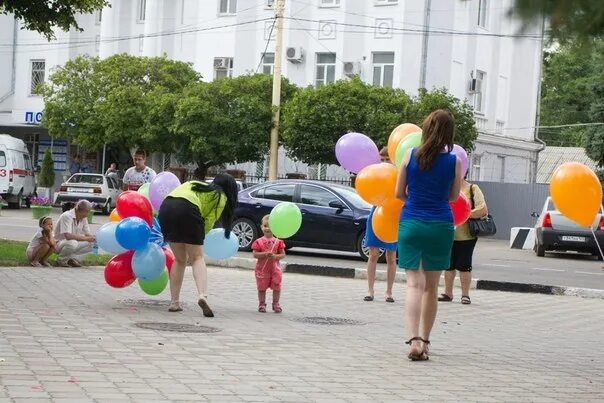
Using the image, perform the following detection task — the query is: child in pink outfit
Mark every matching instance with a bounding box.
[252,215,286,313]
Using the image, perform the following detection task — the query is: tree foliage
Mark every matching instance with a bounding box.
[41,54,200,152]
[0,0,108,40]
[172,74,298,177]
[281,78,477,165]
[38,149,55,188]
[583,78,604,167]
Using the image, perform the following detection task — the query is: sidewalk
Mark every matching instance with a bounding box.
[0,266,603,402]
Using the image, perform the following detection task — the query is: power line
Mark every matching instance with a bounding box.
[256,17,276,73]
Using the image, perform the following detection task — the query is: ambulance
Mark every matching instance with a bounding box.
[0,134,36,208]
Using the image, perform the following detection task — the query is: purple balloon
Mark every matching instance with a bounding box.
[149,172,181,211]
[451,144,469,177]
[335,132,380,174]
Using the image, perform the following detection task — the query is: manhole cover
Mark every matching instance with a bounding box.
[293,316,365,326]
[134,322,221,333]
[120,299,172,307]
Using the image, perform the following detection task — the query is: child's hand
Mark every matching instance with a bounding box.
[266,252,274,258]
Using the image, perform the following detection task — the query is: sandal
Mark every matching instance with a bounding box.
[385,296,395,303]
[461,296,471,305]
[258,303,266,313]
[438,293,453,302]
[363,295,374,302]
[405,337,428,361]
[198,298,214,317]
[272,302,282,313]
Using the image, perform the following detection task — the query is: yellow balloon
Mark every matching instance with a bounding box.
[109,208,122,222]
[550,162,603,227]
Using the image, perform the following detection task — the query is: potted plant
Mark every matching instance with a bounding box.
[37,149,56,199]
[30,196,53,219]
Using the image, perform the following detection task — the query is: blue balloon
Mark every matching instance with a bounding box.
[116,217,150,251]
[149,217,167,247]
[132,243,165,281]
[204,228,239,260]
[96,222,127,255]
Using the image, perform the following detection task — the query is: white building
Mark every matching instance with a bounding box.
[0,0,544,184]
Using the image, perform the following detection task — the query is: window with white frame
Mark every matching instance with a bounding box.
[473,70,486,113]
[137,0,146,21]
[470,154,481,181]
[315,53,336,88]
[214,57,234,79]
[372,52,394,87]
[478,0,488,28]
[375,0,398,5]
[261,53,274,74]
[320,0,340,7]
[219,0,237,14]
[30,60,45,95]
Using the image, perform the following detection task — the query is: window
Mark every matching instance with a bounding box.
[320,0,340,6]
[315,53,336,88]
[478,0,488,28]
[473,70,486,113]
[30,60,45,95]
[470,154,481,181]
[137,0,146,21]
[257,184,295,202]
[375,0,398,5]
[0,151,6,167]
[95,9,102,24]
[300,185,339,207]
[372,52,394,87]
[330,185,370,209]
[219,0,237,14]
[266,0,274,8]
[214,57,234,79]
[497,155,506,183]
[261,53,274,74]
[23,154,32,171]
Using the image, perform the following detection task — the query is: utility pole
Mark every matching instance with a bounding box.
[268,0,285,181]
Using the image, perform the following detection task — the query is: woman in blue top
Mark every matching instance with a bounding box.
[395,110,461,361]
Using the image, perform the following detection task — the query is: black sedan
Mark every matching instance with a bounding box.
[232,179,382,261]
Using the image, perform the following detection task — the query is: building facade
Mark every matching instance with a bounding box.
[0,0,544,183]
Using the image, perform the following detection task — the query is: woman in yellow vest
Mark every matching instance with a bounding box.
[158,172,238,316]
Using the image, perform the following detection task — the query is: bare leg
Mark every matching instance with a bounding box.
[187,244,214,317]
[168,243,187,310]
[272,290,281,304]
[443,270,456,298]
[40,246,55,265]
[421,271,444,345]
[32,244,51,264]
[365,248,379,298]
[385,250,396,299]
[460,271,472,298]
[405,269,426,355]
[258,290,266,305]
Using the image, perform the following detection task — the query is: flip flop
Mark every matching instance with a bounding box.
[461,296,471,305]
[363,295,374,302]
[385,297,395,303]
[438,293,453,302]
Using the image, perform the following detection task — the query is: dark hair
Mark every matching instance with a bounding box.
[133,149,146,158]
[379,147,388,157]
[190,173,238,238]
[415,110,455,171]
[38,216,51,227]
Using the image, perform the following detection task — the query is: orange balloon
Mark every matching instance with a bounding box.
[381,197,404,213]
[550,162,603,227]
[387,123,422,162]
[355,163,398,206]
[109,208,122,222]
[372,205,402,243]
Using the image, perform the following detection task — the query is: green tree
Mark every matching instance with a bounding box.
[172,74,298,178]
[514,0,604,42]
[1,0,108,40]
[38,149,55,188]
[41,54,201,152]
[583,79,604,167]
[281,78,415,165]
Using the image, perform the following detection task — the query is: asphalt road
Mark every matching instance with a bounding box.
[1,207,603,290]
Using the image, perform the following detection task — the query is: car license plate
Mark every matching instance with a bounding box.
[68,187,92,193]
[561,236,586,242]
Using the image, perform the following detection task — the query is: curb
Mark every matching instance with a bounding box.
[206,256,604,300]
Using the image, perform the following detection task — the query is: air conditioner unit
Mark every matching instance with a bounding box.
[214,57,230,69]
[286,47,304,63]
[469,77,482,93]
[343,61,361,77]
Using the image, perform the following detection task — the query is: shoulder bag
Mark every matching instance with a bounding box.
[468,184,497,237]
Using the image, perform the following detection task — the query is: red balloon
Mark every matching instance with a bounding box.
[116,191,153,226]
[104,251,135,288]
[450,192,471,227]
[163,247,175,273]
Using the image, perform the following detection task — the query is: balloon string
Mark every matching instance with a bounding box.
[591,227,604,261]
[258,239,279,276]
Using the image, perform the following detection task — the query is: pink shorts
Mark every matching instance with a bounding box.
[255,268,282,292]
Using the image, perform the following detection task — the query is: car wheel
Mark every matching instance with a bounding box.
[8,190,24,209]
[594,251,604,261]
[102,200,111,215]
[357,231,386,262]
[232,218,259,251]
[535,242,545,257]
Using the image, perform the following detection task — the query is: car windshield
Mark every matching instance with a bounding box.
[330,185,371,209]
[68,175,103,185]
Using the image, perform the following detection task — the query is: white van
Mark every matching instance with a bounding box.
[0,134,36,208]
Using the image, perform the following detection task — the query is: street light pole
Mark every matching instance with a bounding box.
[268,0,285,181]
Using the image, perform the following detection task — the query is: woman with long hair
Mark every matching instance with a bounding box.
[395,110,462,360]
[158,172,239,316]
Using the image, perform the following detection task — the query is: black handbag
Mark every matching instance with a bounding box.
[468,185,497,237]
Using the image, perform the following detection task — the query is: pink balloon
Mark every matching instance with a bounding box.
[149,172,181,211]
[335,132,380,174]
[451,144,469,177]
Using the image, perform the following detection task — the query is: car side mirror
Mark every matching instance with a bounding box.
[329,200,346,210]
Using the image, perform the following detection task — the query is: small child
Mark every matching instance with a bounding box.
[26,216,56,267]
[252,215,286,313]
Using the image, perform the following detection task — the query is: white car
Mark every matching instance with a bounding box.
[534,197,604,260]
[54,173,123,214]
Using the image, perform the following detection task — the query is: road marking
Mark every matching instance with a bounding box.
[482,263,511,267]
[530,268,565,272]
[574,271,604,276]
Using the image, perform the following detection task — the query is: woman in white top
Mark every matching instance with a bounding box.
[26,216,56,267]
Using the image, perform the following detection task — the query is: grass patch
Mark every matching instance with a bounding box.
[0,239,112,267]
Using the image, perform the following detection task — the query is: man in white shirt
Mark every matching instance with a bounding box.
[54,200,96,267]
[122,149,157,191]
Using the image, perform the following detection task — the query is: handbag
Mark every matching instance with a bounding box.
[468,185,497,237]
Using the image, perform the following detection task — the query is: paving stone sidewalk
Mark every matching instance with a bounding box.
[0,266,603,403]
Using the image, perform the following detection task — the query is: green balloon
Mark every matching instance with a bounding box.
[138,182,151,199]
[395,132,422,168]
[138,270,169,296]
[269,202,302,239]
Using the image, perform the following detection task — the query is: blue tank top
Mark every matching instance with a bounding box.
[401,149,456,222]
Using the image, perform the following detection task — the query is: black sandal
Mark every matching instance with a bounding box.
[405,337,429,361]
[438,293,453,302]
[461,296,471,305]
[385,296,395,303]
[363,295,374,302]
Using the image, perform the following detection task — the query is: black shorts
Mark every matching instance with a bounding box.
[448,239,477,272]
[158,197,205,245]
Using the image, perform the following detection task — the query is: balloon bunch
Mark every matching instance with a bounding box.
[99,172,182,295]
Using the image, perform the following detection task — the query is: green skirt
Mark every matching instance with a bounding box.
[397,219,454,271]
